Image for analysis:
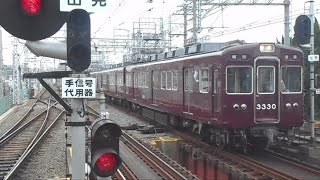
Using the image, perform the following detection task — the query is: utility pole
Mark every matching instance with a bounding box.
[284,0,290,45]
[0,29,3,97]
[192,0,197,44]
[183,4,187,46]
[12,37,21,104]
[308,0,315,144]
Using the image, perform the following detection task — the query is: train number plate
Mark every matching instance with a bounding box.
[256,103,276,110]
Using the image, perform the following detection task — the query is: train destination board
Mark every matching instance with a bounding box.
[62,77,96,98]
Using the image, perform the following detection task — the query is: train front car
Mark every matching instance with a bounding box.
[220,43,304,152]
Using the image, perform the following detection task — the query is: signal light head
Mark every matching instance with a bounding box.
[21,0,42,15]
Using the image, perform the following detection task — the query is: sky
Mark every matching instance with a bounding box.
[1,0,320,65]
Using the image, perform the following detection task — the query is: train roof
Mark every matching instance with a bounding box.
[91,42,302,74]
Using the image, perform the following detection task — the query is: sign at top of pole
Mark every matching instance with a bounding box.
[60,0,108,12]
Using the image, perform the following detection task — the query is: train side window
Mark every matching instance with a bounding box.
[200,68,209,93]
[126,73,131,87]
[109,74,114,85]
[100,74,109,87]
[184,69,189,91]
[134,73,138,88]
[281,66,302,93]
[161,71,166,90]
[138,72,145,88]
[144,72,147,88]
[213,70,218,94]
[226,66,252,94]
[152,71,157,89]
[118,73,122,86]
[137,73,141,87]
[102,75,106,85]
[167,71,172,90]
[172,71,178,91]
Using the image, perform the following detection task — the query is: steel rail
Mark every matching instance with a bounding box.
[266,149,320,176]
[121,131,197,180]
[0,109,47,145]
[225,152,299,180]
[114,162,138,180]
[0,90,47,142]
[22,98,58,153]
[170,126,300,179]
[86,104,100,117]
[0,99,40,141]
[0,95,58,179]
[4,110,64,179]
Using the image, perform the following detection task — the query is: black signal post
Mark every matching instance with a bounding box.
[67,9,91,72]
[0,0,67,41]
[91,119,122,178]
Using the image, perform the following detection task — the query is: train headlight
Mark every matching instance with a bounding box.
[285,103,292,109]
[241,54,247,60]
[233,104,240,110]
[240,104,247,110]
[285,55,289,60]
[231,54,237,60]
[293,103,299,108]
[259,44,275,52]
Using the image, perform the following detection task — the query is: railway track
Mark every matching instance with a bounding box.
[0,93,64,179]
[172,126,320,179]
[86,104,197,179]
[114,162,138,180]
[92,101,320,180]
[121,131,198,180]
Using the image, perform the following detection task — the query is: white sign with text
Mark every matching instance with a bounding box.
[62,77,96,98]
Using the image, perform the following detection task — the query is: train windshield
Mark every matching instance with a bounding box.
[257,66,275,94]
[281,66,302,93]
[226,66,252,94]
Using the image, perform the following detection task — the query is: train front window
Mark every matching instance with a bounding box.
[281,66,302,93]
[226,66,252,94]
[257,66,275,94]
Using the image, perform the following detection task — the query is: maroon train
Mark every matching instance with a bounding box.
[92,42,304,152]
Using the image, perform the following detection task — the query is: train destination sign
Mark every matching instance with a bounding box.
[60,0,107,12]
[62,77,96,98]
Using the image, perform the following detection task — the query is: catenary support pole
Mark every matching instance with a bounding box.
[309,0,316,144]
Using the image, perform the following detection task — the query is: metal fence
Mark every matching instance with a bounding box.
[0,94,13,117]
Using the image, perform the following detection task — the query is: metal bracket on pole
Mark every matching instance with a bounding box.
[23,71,73,113]
[37,78,72,114]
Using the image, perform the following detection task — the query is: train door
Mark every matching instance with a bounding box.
[123,68,126,94]
[254,58,280,123]
[212,68,220,118]
[151,70,154,104]
[183,68,193,114]
[132,72,135,98]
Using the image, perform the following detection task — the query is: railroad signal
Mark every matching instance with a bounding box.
[294,15,311,45]
[67,9,91,72]
[91,118,122,177]
[0,0,67,41]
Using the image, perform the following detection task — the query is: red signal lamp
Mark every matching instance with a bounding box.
[95,153,118,173]
[21,0,42,15]
[92,151,122,177]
